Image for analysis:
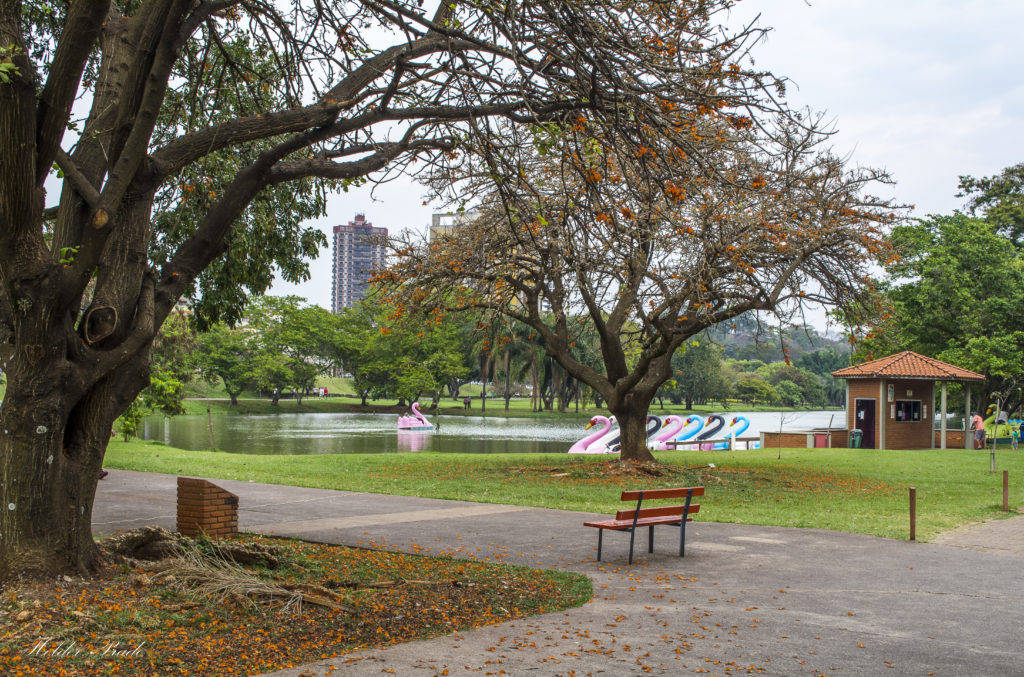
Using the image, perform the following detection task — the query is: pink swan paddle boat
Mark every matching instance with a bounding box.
[669,415,705,450]
[607,415,662,453]
[397,401,434,431]
[650,414,687,450]
[568,415,615,454]
[587,415,620,453]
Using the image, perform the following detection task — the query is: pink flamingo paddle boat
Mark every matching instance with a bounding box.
[650,414,687,450]
[668,415,705,450]
[568,416,617,454]
[588,415,620,453]
[397,401,434,431]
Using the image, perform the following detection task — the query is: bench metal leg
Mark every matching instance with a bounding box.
[597,529,604,561]
[628,528,637,565]
[649,525,655,553]
[680,489,693,557]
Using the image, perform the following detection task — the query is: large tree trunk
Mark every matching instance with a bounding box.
[608,393,657,463]
[0,336,150,578]
[573,349,676,464]
[0,157,157,580]
[0,375,104,578]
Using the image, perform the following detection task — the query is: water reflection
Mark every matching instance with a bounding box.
[143,413,582,455]
[396,430,430,452]
[142,410,845,455]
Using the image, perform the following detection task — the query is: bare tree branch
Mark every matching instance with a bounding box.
[34,1,111,186]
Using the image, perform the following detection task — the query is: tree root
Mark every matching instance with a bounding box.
[612,459,683,477]
[147,540,354,613]
[101,526,282,568]
[100,528,355,612]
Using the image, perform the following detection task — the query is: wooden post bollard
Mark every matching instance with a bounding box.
[909,487,916,541]
[1003,470,1009,512]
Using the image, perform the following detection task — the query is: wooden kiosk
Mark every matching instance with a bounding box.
[831,351,985,450]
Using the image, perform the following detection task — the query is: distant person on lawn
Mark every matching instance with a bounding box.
[971,412,986,449]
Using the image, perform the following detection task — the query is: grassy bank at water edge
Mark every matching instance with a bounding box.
[104,441,1024,541]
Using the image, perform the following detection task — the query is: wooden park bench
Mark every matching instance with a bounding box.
[583,487,704,564]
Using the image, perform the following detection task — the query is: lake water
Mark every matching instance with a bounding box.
[142,409,845,455]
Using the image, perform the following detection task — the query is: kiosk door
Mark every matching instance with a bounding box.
[854,399,876,449]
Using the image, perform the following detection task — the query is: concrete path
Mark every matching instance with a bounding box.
[931,510,1024,558]
[95,470,1024,676]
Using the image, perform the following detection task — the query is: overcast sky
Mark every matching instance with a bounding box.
[270,1,1024,316]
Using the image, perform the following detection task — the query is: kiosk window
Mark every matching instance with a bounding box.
[894,400,921,422]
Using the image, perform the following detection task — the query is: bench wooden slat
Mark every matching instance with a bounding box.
[620,487,705,501]
[614,504,700,522]
[584,515,695,530]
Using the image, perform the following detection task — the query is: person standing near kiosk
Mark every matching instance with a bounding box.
[970,412,986,450]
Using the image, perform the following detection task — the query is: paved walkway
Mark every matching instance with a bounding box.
[931,510,1024,557]
[95,471,1024,676]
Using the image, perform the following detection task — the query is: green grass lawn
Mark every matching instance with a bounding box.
[104,441,1024,541]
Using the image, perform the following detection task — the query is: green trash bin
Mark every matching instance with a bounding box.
[849,429,863,449]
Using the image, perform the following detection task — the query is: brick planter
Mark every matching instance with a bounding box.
[176,477,238,537]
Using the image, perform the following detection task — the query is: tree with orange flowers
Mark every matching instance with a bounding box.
[382,65,904,463]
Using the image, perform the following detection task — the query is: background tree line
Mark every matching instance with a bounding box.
[849,162,1024,418]
[132,295,849,431]
[657,323,848,410]
[142,292,602,416]
[135,158,1024,426]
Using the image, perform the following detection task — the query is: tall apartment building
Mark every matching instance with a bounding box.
[331,213,387,312]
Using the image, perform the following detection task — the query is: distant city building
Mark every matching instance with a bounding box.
[331,213,387,312]
[427,209,548,313]
[429,210,481,241]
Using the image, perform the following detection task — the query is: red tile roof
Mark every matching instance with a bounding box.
[831,350,985,382]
